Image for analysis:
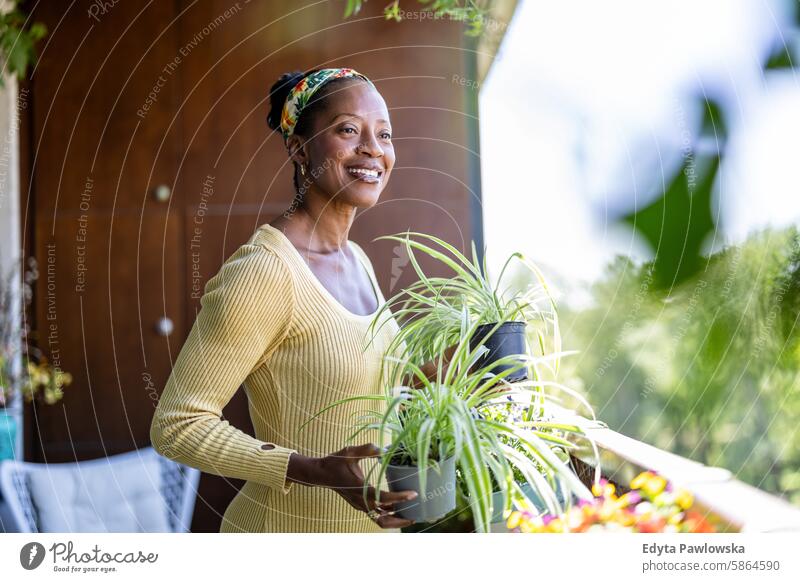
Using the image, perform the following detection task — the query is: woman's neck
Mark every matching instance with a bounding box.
[280,198,355,253]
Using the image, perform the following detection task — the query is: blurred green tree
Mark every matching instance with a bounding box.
[558,227,800,504]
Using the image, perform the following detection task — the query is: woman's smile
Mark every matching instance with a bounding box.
[345,164,384,183]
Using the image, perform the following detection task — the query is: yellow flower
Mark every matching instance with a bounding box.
[668,512,684,526]
[618,491,640,507]
[54,370,72,388]
[598,508,613,521]
[27,361,46,386]
[642,475,667,497]
[631,471,655,489]
[674,489,693,510]
[592,481,616,498]
[507,511,523,530]
[617,512,635,527]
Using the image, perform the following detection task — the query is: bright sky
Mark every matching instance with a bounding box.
[479,0,800,299]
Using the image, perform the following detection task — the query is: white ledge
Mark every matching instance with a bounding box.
[581,424,800,533]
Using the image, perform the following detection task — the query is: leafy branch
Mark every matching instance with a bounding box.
[0,0,46,86]
[344,0,492,36]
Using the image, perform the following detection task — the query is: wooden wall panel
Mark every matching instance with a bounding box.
[32,211,183,458]
[29,0,183,213]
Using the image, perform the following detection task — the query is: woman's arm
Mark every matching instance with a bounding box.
[150,244,298,492]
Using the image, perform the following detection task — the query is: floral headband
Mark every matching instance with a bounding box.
[279,67,374,142]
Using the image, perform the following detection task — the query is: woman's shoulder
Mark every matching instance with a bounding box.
[201,228,297,305]
[248,223,296,257]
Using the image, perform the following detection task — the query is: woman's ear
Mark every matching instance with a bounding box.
[286,135,309,168]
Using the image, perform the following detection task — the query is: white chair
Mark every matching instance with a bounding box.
[0,447,200,533]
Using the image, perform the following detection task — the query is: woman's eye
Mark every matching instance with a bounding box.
[381,132,392,140]
[340,126,357,134]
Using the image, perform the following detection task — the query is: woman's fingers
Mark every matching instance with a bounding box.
[410,343,460,388]
[373,513,415,529]
[325,445,418,527]
[367,504,416,528]
[372,489,418,510]
[344,442,381,460]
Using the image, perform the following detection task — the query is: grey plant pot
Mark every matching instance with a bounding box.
[490,482,567,523]
[385,456,457,523]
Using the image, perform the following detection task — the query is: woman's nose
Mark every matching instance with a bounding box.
[358,134,384,157]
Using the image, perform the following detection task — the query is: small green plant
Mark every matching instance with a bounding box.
[0,257,34,407]
[366,231,561,396]
[343,0,491,37]
[0,258,70,408]
[20,355,72,405]
[0,1,46,86]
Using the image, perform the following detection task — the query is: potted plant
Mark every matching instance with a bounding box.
[0,258,72,461]
[303,323,597,532]
[483,397,565,524]
[367,231,561,388]
[0,258,30,461]
[480,389,602,526]
[352,231,604,530]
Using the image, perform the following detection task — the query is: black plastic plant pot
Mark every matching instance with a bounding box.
[469,321,528,382]
[385,456,457,523]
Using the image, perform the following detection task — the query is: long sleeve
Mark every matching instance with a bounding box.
[150,243,297,493]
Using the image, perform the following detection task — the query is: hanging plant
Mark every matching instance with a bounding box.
[344,0,491,37]
[0,258,71,409]
[0,0,46,86]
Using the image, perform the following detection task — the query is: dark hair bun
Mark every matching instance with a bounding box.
[267,71,306,131]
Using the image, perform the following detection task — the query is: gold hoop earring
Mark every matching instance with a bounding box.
[300,164,306,176]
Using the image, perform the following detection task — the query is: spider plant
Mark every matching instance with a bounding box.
[366,231,561,390]
[302,320,598,532]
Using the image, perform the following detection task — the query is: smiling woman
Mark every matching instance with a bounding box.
[150,67,418,533]
[268,68,394,212]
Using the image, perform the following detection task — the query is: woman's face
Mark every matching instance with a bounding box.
[291,80,395,208]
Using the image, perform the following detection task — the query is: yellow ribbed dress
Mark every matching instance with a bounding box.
[149,223,401,533]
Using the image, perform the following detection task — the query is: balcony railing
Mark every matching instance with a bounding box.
[570,421,800,533]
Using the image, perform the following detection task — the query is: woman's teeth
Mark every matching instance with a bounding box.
[347,167,380,182]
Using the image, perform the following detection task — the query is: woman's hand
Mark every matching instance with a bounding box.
[405,343,513,394]
[407,344,458,389]
[286,443,418,529]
